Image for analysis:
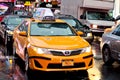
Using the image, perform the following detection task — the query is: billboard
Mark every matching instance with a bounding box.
[0,4,9,15]
[0,0,14,2]
[0,2,14,15]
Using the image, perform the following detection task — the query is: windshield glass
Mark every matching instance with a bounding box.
[30,23,76,36]
[7,17,25,30]
[87,11,113,21]
[7,17,24,25]
[61,18,83,29]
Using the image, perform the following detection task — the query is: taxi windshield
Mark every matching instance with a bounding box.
[30,23,76,36]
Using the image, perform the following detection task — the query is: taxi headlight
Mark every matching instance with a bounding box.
[32,46,51,54]
[81,46,91,53]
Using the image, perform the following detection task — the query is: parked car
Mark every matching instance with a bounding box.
[55,14,94,43]
[14,9,33,17]
[0,15,31,56]
[13,8,93,79]
[100,21,120,65]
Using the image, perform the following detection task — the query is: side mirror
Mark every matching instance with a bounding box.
[80,15,84,19]
[1,22,6,28]
[19,31,27,36]
[104,28,112,33]
[77,31,83,36]
[112,18,115,21]
[1,22,5,25]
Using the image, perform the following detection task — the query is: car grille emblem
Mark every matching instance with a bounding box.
[63,51,71,56]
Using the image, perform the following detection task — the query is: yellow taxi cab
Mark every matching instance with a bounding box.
[13,8,93,73]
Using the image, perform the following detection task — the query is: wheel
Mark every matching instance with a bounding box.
[13,45,23,69]
[5,35,13,56]
[13,45,19,65]
[102,47,114,65]
[25,51,29,71]
[24,50,34,80]
[5,34,8,46]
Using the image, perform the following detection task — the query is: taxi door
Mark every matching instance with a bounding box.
[14,21,28,60]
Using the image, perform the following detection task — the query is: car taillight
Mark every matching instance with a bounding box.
[90,24,98,29]
[0,16,4,21]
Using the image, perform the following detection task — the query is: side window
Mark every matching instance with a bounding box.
[112,24,120,36]
[18,22,24,31]
[23,22,28,32]
[18,21,28,32]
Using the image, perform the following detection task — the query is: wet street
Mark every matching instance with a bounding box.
[1,39,120,80]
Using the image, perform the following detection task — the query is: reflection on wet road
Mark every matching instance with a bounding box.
[0,52,13,80]
[1,40,120,80]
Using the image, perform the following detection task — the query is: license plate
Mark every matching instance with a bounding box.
[62,60,74,66]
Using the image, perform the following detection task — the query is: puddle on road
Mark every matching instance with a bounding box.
[0,51,13,80]
[0,40,103,80]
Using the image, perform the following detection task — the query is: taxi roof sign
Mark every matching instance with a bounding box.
[24,1,31,6]
[33,8,55,20]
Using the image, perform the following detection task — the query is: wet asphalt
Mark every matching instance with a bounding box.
[1,38,120,80]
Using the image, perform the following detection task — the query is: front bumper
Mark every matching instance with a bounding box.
[28,52,93,71]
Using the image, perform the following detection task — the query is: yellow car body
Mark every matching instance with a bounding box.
[13,18,93,72]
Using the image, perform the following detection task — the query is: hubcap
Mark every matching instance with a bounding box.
[104,48,109,62]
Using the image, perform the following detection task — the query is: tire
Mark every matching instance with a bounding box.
[5,34,13,56]
[13,45,23,69]
[13,45,19,65]
[102,46,114,65]
[24,50,34,80]
[25,51,29,72]
[5,34,8,46]
[4,34,8,56]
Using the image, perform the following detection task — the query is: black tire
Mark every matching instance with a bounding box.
[24,50,34,80]
[102,46,114,65]
[5,34,8,46]
[5,35,13,56]
[13,45,20,65]
[25,51,29,72]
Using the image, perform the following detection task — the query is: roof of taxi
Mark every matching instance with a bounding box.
[24,8,69,23]
[26,18,67,23]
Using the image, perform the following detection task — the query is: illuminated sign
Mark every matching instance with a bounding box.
[24,1,31,6]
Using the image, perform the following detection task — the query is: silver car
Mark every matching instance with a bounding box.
[100,23,120,65]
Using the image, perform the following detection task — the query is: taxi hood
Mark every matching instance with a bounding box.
[29,36,89,49]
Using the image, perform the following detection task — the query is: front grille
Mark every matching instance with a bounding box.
[47,62,85,69]
[50,49,82,56]
[50,51,63,56]
[97,26,112,29]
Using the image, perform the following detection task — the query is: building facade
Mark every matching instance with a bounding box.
[113,0,120,18]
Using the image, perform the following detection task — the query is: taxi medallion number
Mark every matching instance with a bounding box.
[62,60,74,66]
